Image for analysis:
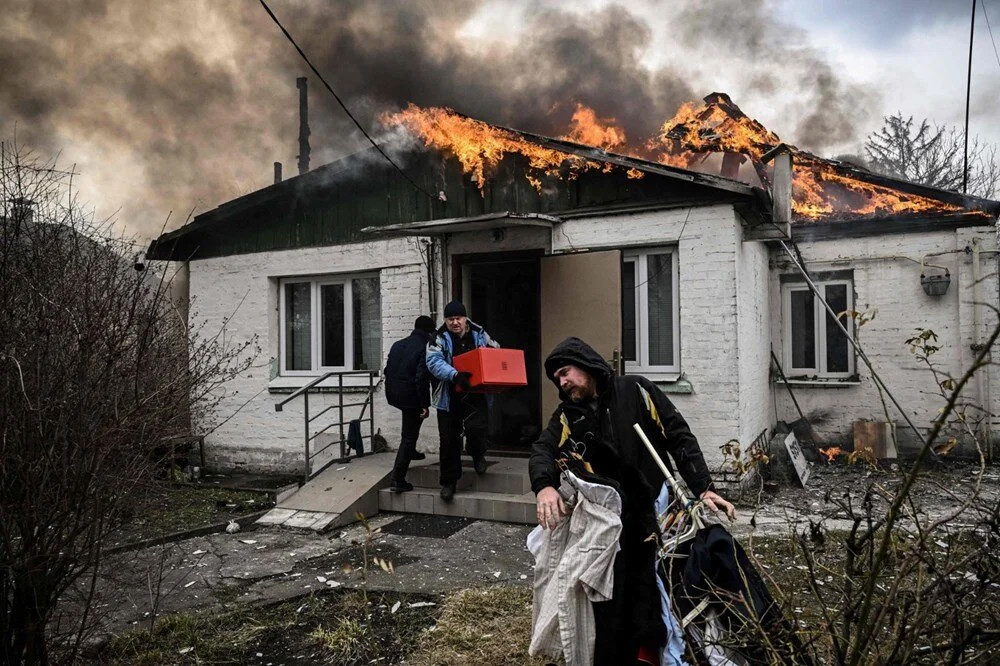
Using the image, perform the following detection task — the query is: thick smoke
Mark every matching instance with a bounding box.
[672,0,878,152]
[1,0,881,238]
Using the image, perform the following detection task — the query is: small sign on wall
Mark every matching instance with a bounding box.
[784,431,811,487]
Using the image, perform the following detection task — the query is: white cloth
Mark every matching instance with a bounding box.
[527,470,623,666]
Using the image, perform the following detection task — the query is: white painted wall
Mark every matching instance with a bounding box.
[737,235,774,451]
[770,226,1000,456]
[186,237,436,473]
[553,205,748,470]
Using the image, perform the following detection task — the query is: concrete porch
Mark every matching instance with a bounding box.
[377,456,536,524]
[256,453,535,531]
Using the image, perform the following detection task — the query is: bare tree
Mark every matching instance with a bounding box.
[0,143,258,664]
[864,113,999,199]
[695,314,1000,664]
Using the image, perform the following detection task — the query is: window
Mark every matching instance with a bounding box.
[622,248,680,375]
[782,279,854,378]
[279,275,382,375]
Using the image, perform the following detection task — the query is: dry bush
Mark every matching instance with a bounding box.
[0,143,257,664]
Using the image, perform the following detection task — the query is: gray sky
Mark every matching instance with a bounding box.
[2,0,997,239]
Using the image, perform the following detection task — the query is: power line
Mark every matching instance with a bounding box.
[964,0,977,194]
[982,1,1000,72]
[257,0,438,202]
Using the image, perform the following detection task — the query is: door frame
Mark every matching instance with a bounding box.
[451,249,545,440]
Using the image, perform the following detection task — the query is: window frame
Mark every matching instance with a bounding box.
[622,247,681,376]
[278,273,379,376]
[781,279,855,379]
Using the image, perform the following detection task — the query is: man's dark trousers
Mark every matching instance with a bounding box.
[391,408,424,484]
[437,393,488,486]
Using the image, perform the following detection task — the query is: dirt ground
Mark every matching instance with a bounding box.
[75,460,1000,663]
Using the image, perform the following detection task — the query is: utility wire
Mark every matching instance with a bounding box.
[257,0,438,202]
[776,238,934,456]
[964,0,977,194]
[982,0,1000,72]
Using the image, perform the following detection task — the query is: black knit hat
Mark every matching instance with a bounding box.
[414,315,435,333]
[443,300,467,318]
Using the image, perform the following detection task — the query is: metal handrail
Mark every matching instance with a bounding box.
[274,369,375,412]
[273,370,379,479]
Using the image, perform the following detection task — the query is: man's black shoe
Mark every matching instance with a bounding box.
[411,451,426,461]
[473,457,488,475]
[440,484,456,502]
[390,480,413,493]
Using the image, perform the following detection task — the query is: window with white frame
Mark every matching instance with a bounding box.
[622,248,680,375]
[781,279,855,378]
[279,274,382,375]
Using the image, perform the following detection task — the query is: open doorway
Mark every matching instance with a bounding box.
[457,252,542,452]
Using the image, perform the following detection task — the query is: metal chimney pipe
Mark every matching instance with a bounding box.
[296,77,311,175]
[274,161,283,184]
[761,143,793,237]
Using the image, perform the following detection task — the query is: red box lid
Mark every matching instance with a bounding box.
[452,348,527,392]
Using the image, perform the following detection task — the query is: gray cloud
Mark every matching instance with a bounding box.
[0,0,884,238]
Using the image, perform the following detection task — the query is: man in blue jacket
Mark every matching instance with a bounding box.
[384,316,436,493]
[425,301,499,501]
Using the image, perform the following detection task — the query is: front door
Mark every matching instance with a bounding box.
[539,250,622,419]
[464,256,542,450]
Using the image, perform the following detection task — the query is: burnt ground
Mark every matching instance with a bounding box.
[726,460,1000,539]
[103,483,275,549]
[72,461,1000,661]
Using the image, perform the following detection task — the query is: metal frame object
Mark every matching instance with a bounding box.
[275,370,379,479]
[633,423,705,556]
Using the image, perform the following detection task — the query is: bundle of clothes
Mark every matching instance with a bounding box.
[528,468,803,666]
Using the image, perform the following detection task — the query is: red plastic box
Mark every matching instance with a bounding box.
[452,348,527,393]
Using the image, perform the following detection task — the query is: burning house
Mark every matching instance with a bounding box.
[148,92,1000,487]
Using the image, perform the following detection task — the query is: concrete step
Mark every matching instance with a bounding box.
[406,457,531,495]
[378,486,536,524]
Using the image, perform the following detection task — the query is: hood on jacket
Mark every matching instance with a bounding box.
[544,337,613,401]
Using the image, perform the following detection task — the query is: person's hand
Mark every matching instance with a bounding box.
[699,489,736,521]
[419,407,429,419]
[536,486,568,529]
[454,371,472,391]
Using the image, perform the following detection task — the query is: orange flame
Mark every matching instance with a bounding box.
[819,446,843,462]
[383,96,970,220]
[383,104,608,190]
[649,97,964,220]
[563,103,627,151]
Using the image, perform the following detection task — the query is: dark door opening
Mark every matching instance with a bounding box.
[461,255,541,451]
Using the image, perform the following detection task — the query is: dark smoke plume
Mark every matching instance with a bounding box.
[0,0,879,238]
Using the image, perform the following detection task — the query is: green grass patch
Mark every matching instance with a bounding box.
[406,586,554,666]
[107,485,273,545]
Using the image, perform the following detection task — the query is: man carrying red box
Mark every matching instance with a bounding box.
[425,300,499,502]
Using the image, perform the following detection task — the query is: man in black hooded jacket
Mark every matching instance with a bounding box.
[529,336,734,664]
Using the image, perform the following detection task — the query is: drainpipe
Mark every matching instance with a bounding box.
[296,77,311,175]
[972,238,992,456]
[425,238,438,320]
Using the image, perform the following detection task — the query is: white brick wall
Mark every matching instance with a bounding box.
[769,226,999,456]
[183,205,998,475]
[737,234,774,450]
[552,205,747,469]
[186,237,438,473]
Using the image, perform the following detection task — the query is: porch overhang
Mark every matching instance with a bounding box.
[360,212,560,237]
